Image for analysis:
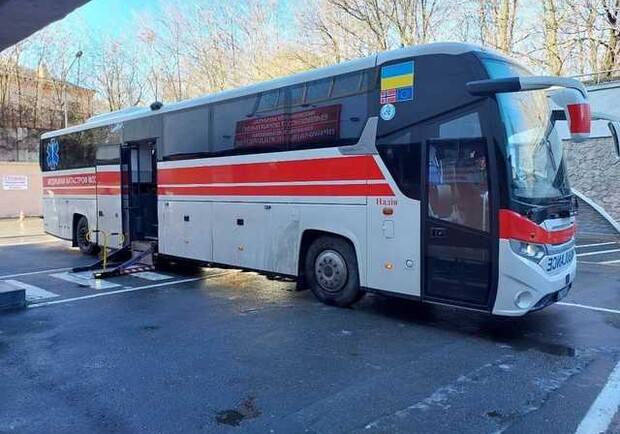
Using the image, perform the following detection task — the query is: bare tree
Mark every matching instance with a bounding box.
[88,37,144,111]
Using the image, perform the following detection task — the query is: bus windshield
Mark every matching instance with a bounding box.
[484,59,571,202]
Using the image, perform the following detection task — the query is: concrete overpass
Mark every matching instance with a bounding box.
[0,0,90,51]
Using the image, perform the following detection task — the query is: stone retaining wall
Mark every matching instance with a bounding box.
[564,137,620,224]
[0,127,42,162]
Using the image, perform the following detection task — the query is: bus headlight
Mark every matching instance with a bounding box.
[509,240,547,262]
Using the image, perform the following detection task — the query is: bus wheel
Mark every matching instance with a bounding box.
[76,216,96,255]
[305,236,364,307]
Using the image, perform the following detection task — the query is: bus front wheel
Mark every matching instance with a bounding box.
[76,216,96,255]
[305,236,364,307]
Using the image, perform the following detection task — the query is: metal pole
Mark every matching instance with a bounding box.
[63,50,83,128]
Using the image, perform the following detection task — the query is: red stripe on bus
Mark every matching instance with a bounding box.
[158,183,394,197]
[97,187,121,195]
[158,155,385,185]
[43,174,96,187]
[499,209,575,245]
[96,172,121,184]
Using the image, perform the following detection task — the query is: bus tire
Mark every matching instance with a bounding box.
[76,216,96,255]
[305,236,364,307]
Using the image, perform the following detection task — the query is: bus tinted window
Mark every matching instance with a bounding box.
[163,107,208,158]
[287,70,373,150]
[306,78,332,102]
[290,84,305,106]
[233,91,289,152]
[41,125,121,171]
[96,144,120,165]
[332,72,361,97]
[428,138,489,232]
[257,90,280,112]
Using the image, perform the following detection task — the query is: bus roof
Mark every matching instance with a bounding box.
[41,42,492,140]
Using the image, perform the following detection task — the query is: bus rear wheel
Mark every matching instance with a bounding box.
[305,236,364,307]
[76,216,96,255]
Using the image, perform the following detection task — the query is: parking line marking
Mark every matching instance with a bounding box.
[28,276,206,308]
[600,258,620,265]
[576,241,617,248]
[557,302,620,315]
[576,248,620,257]
[0,239,61,247]
[0,267,72,279]
[129,271,174,281]
[575,361,620,434]
[4,280,59,301]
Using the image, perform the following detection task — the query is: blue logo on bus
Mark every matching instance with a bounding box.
[46,138,60,170]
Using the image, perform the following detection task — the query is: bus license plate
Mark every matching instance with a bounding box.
[557,285,570,301]
[545,249,575,274]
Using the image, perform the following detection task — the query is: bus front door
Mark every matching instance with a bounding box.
[422,138,496,310]
[121,140,158,242]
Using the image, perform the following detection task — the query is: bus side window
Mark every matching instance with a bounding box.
[306,78,332,103]
[163,107,208,158]
[428,138,489,232]
[211,95,260,154]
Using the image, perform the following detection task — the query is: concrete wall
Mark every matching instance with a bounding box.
[564,137,620,224]
[0,162,42,218]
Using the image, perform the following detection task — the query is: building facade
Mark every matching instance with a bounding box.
[0,63,94,217]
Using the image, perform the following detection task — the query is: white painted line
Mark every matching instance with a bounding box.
[0,239,61,247]
[4,280,59,301]
[28,276,206,308]
[0,267,72,279]
[557,302,620,315]
[129,271,174,281]
[576,248,620,258]
[601,258,620,265]
[576,241,618,249]
[51,271,121,290]
[575,361,620,434]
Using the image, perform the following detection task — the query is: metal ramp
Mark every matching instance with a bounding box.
[72,241,157,279]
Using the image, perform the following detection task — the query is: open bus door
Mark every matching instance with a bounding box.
[120,139,158,242]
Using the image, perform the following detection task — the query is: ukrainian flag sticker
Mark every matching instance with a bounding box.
[380,61,414,103]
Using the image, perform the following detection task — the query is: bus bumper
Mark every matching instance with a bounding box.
[492,239,576,316]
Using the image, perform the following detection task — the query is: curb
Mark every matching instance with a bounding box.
[0,280,26,312]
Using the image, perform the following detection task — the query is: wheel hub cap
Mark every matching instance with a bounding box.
[315,250,347,292]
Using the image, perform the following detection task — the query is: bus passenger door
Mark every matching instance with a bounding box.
[121,140,158,242]
[422,137,495,310]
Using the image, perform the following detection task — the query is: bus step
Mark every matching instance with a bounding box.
[72,246,131,273]
[95,264,156,279]
[93,242,156,279]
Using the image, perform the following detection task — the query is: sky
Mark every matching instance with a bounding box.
[58,0,298,39]
[61,0,163,37]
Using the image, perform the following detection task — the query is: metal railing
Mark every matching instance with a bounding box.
[570,69,620,86]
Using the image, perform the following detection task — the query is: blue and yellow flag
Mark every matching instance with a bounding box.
[381,61,414,91]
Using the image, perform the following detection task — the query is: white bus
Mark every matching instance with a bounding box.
[40,42,592,316]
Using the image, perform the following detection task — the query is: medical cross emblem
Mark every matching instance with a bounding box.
[46,138,60,170]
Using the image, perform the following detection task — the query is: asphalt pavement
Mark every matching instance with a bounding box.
[0,230,618,433]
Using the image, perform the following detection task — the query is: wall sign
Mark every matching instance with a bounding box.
[2,175,28,191]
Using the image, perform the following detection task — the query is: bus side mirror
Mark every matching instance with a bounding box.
[549,88,591,143]
[608,121,620,159]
